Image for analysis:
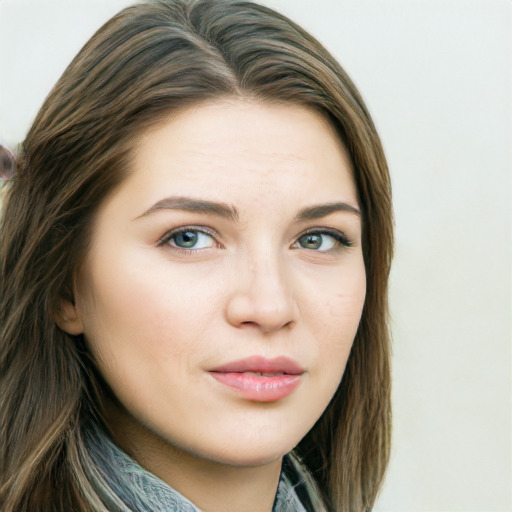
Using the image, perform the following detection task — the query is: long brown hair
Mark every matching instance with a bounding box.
[1,1,393,510]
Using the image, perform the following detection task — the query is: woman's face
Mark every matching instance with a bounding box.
[69,99,365,467]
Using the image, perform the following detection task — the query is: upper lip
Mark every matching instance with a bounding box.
[209,356,304,375]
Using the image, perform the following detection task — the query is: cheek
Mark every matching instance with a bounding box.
[311,262,366,375]
[75,250,233,417]
[311,255,366,325]
[76,268,207,416]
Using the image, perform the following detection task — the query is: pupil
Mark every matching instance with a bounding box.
[301,234,321,249]
[175,231,198,247]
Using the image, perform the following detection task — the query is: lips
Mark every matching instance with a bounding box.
[209,356,304,402]
[210,355,303,375]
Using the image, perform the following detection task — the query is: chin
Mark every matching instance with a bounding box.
[192,430,303,468]
[202,445,293,468]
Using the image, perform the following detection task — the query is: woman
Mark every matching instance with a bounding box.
[0,1,393,511]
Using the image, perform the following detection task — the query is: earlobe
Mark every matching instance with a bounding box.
[54,298,84,335]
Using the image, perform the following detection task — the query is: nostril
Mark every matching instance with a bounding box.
[238,319,294,333]
[240,321,259,328]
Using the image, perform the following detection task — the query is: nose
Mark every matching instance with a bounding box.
[225,250,298,333]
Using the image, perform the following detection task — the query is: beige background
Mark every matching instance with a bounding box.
[1,0,511,510]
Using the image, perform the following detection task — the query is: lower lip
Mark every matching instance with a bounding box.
[209,372,302,402]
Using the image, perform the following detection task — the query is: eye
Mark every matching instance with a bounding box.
[294,230,350,251]
[161,228,217,250]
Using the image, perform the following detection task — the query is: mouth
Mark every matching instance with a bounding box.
[209,355,304,375]
[208,356,304,402]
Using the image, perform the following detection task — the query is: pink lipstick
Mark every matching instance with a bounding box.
[209,356,303,402]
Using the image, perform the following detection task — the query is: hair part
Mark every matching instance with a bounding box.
[1,1,393,510]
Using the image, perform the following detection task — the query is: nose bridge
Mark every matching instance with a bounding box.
[249,244,289,299]
[226,241,297,332]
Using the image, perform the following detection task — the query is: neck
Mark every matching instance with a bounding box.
[106,405,283,512]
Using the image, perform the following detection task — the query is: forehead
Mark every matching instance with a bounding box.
[120,99,358,212]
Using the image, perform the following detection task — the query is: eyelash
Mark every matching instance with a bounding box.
[295,228,352,250]
[158,226,352,253]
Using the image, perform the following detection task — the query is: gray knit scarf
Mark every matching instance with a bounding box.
[83,424,326,512]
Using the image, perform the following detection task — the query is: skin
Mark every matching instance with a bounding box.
[59,99,366,512]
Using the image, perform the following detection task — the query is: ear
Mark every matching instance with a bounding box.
[54,297,84,335]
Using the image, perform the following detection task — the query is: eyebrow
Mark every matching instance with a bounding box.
[135,196,239,221]
[135,196,360,222]
[294,202,360,222]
